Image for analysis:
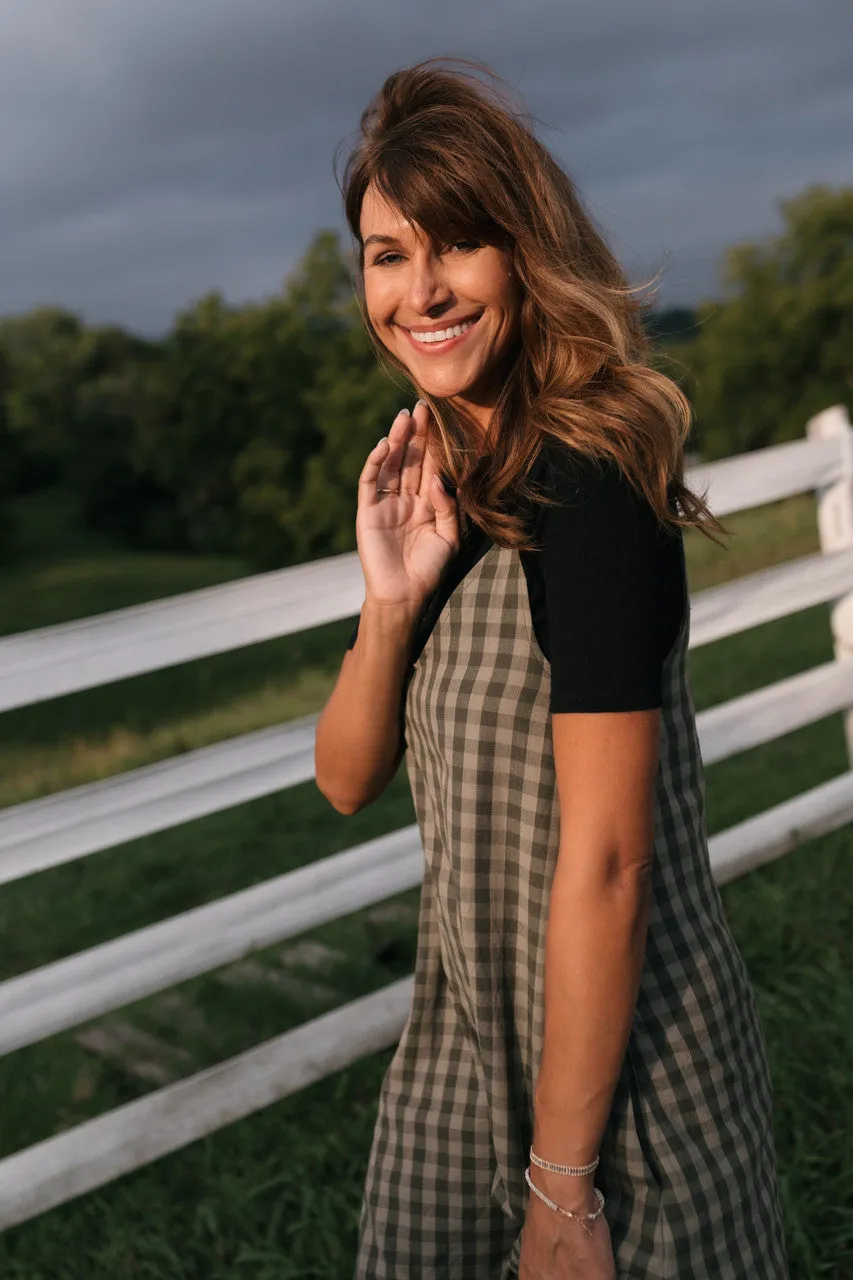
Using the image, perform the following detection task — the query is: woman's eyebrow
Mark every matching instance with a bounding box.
[363,234,402,250]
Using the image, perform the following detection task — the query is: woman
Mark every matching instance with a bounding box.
[314,58,789,1279]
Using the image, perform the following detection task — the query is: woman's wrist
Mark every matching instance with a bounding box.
[527,1125,602,1215]
[362,593,421,630]
[532,1088,602,1170]
[527,1166,600,1214]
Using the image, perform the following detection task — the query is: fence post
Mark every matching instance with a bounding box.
[806,403,853,766]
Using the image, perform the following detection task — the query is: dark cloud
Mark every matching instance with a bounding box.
[1,0,850,333]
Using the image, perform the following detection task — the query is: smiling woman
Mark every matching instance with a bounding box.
[314,56,790,1280]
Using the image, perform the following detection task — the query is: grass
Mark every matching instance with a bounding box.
[0,486,850,1277]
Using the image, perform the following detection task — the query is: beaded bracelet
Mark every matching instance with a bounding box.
[524,1166,606,1238]
[529,1146,599,1177]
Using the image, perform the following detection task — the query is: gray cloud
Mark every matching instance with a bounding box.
[1,0,850,333]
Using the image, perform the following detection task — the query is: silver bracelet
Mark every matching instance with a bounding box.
[524,1166,605,1238]
[529,1146,599,1177]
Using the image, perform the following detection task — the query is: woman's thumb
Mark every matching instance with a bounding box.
[431,473,457,524]
[431,473,449,507]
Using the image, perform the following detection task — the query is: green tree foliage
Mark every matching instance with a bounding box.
[643,307,699,345]
[126,230,408,565]
[0,346,16,551]
[286,318,410,560]
[680,184,853,459]
[0,309,157,554]
[0,308,153,490]
[0,230,411,566]
[71,355,173,547]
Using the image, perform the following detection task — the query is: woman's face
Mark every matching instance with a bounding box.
[359,182,522,426]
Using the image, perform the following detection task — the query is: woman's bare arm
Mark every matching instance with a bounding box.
[313,399,460,815]
[530,707,661,1212]
[314,598,419,814]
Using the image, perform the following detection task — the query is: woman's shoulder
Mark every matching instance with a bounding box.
[528,437,644,513]
[526,436,681,548]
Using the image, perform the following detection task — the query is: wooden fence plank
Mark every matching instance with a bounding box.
[688,432,842,517]
[0,718,317,886]
[0,552,364,713]
[711,770,853,883]
[0,977,414,1232]
[698,656,853,764]
[689,546,853,647]
[0,828,423,1057]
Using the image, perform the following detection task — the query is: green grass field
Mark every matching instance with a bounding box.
[0,486,850,1278]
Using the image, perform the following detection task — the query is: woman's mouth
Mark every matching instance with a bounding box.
[399,311,483,355]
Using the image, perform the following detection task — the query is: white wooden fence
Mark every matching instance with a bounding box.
[1,404,853,1232]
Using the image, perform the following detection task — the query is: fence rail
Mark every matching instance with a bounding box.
[1,403,853,1232]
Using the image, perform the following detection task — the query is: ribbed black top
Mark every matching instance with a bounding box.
[347,440,686,712]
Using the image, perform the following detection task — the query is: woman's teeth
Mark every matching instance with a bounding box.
[407,317,478,344]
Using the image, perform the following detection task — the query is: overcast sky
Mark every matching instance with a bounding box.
[1,0,850,335]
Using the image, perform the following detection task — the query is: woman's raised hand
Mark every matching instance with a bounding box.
[357,400,461,612]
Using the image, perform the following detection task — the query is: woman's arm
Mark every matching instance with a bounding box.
[526,441,682,1210]
[314,597,419,814]
[531,706,660,1207]
[316,401,459,816]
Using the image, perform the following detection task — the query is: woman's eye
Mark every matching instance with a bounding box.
[372,241,479,266]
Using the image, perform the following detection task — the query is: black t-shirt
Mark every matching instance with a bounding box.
[346,440,686,713]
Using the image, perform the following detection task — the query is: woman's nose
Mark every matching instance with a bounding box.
[405,252,452,315]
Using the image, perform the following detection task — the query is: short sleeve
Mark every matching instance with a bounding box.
[538,446,685,713]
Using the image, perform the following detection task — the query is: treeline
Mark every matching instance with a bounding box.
[0,231,404,566]
[1,184,850,566]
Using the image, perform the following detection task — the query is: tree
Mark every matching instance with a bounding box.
[681,184,853,459]
[72,228,404,566]
[0,307,155,495]
[0,345,16,551]
[252,314,410,564]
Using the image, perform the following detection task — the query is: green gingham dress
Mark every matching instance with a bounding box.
[354,532,789,1277]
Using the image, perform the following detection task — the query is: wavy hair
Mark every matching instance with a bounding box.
[337,56,726,550]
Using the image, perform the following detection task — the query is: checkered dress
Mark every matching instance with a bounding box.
[354,539,789,1278]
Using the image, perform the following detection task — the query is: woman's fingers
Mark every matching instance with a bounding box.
[358,436,392,509]
[399,400,428,496]
[430,471,459,547]
[359,403,453,545]
[376,408,412,492]
[418,423,437,499]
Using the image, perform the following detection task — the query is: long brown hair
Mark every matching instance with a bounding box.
[338,56,727,550]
